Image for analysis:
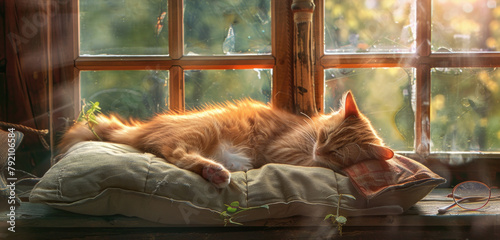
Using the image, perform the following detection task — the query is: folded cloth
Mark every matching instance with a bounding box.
[344,154,444,199]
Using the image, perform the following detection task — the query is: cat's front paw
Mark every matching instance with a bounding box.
[202,164,231,188]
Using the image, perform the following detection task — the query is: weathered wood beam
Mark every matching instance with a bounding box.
[292,0,316,116]
[272,0,294,113]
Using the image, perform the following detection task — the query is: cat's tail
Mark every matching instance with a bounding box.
[58,115,139,154]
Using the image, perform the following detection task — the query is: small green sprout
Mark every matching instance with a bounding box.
[220,201,269,226]
[324,193,356,236]
[77,100,103,141]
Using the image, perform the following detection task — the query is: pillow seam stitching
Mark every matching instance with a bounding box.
[143,156,154,192]
[245,171,249,207]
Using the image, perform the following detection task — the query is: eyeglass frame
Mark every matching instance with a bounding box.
[438,181,497,214]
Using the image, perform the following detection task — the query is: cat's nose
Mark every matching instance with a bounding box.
[315,150,321,156]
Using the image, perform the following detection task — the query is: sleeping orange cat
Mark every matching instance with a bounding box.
[59,91,393,188]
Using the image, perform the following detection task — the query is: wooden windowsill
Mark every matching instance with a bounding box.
[1,188,499,239]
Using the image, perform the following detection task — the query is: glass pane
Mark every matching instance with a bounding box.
[184,0,271,55]
[80,0,168,55]
[431,68,500,152]
[324,68,415,151]
[81,70,169,119]
[184,69,272,110]
[324,0,416,54]
[432,0,500,52]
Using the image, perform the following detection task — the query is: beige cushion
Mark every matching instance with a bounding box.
[30,141,445,226]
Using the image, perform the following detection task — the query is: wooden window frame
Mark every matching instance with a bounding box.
[71,0,295,115]
[313,0,500,167]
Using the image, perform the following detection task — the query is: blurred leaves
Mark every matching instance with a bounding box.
[185,69,271,110]
[431,68,500,152]
[80,0,169,55]
[324,0,415,53]
[432,0,500,51]
[184,0,271,55]
[81,71,169,119]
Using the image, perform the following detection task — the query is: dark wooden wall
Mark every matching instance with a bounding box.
[1,0,75,175]
[1,0,5,120]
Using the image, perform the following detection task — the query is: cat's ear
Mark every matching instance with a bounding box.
[366,143,394,160]
[343,91,360,118]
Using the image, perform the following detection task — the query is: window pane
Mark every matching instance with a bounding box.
[324,0,416,54]
[431,68,500,152]
[324,68,415,151]
[184,69,272,110]
[80,71,169,119]
[80,0,168,55]
[184,0,271,55]
[432,0,500,52]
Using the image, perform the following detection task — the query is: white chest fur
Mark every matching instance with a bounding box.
[212,142,253,172]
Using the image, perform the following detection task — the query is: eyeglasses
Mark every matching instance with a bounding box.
[438,181,498,214]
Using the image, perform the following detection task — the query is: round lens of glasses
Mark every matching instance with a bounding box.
[453,181,491,210]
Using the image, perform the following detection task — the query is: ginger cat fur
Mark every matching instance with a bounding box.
[59,91,394,188]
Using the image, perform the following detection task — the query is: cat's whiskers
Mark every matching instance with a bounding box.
[293,121,316,144]
[298,112,318,143]
[295,126,315,145]
[299,112,316,132]
[300,130,316,145]
[299,112,313,120]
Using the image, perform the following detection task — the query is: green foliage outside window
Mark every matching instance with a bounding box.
[432,0,500,52]
[80,0,169,55]
[80,71,169,119]
[431,68,500,152]
[184,0,271,55]
[324,0,415,53]
[185,69,272,110]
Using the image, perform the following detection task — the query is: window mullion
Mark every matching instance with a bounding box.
[272,0,295,112]
[417,0,432,58]
[320,54,417,68]
[429,53,500,67]
[416,65,431,156]
[292,0,316,116]
[169,65,184,112]
[314,0,324,113]
[169,0,183,59]
[179,56,275,69]
[73,0,81,121]
[169,0,184,111]
[415,0,432,156]
[74,1,80,62]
